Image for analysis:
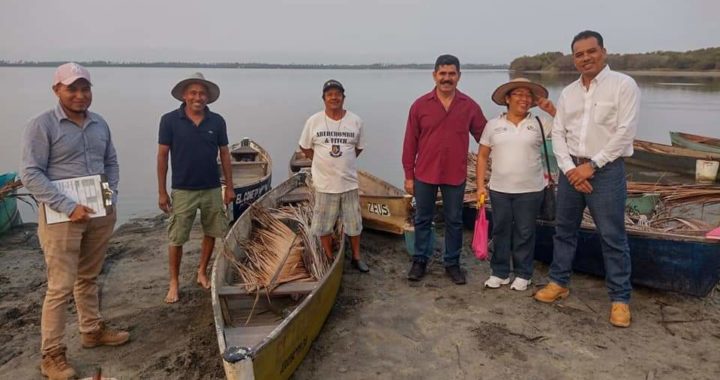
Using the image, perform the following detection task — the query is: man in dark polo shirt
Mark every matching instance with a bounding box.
[402,54,487,284]
[157,72,235,303]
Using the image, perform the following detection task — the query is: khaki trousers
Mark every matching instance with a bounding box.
[37,206,116,354]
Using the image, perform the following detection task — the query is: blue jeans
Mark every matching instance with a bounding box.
[489,189,544,280]
[413,179,465,267]
[549,159,632,302]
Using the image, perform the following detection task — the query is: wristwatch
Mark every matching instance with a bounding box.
[589,160,599,171]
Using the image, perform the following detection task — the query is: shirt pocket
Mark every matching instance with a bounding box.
[593,101,617,126]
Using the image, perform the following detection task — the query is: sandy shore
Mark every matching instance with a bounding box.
[1,215,719,379]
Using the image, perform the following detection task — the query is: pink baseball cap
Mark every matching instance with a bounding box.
[52,62,92,86]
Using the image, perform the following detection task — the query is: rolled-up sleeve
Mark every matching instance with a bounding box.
[20,119,76,215]
[104,130,120,205]
[551,92,576,175]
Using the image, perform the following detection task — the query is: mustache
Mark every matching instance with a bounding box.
[441,80,454,85]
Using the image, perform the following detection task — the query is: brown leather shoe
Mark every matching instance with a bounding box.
[40,346,76,380]
[81,323,130,348]
[610,302,631,327]
[533,282,570,303]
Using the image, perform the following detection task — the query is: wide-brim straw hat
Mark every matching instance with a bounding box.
[491,78,548,107]
[171,72,220,104]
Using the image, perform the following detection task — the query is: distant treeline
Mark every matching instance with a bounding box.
[0,60,507,70]
[510,47,720,72]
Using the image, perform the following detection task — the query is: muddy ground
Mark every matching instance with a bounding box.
[1,215,719,379]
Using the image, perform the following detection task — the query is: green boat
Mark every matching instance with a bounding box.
[670,131,720,155]
[211,171,344,380]
[628,140,720,183]
[0,172,21,236]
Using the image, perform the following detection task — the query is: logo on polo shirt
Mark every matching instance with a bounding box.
[330,144,342,157]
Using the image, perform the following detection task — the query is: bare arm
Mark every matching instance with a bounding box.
[476,145,491,203]
[300,146,314,160]
[157,144,171,213]
[219,146,235,205]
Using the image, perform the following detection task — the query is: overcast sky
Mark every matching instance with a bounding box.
[2,0,718,64]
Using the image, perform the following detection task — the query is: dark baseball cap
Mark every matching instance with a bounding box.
[322,79,344,93]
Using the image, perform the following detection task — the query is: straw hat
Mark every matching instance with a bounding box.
[491,78,548,107]
[171,72,220,104]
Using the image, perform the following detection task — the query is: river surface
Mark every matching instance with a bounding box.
[1,67,719,224]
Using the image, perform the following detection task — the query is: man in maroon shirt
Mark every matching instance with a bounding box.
[402,54,487,284]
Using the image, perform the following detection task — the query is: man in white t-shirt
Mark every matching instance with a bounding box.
[298,79,369,272]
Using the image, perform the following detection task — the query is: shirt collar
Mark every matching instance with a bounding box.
[53,103,98,125]
[575,64,611,88]
[425,88,469,102]
[177,103,211,120]
[500,111,534,123]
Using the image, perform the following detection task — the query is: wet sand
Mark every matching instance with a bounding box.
[1,216,719,379]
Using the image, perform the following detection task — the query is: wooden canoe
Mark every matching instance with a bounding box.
[211,171,344,380]
[221,138,273,220]
[627,140,720,183]
[670,131,720,155]
[357,170,412,235]
[288,149,413,235]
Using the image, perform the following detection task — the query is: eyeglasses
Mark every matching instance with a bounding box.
[510,92,533,99]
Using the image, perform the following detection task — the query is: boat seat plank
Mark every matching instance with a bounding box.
[279,192,310,203]
[218,281,318,297]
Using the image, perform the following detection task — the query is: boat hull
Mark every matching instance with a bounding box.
[0,172,20,235]
[222,139,273,221]
[212,172,344,380]
[359,193,412,234]
[627,140,720,183]
[670,131,720,155]
[231,176,272,221]
[462,206,720,297]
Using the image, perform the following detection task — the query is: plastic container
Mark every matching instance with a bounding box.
[403,224,436,257]
[695,159,719,184]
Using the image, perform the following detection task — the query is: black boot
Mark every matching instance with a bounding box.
[407,260,427,281]
[445,265,466,285]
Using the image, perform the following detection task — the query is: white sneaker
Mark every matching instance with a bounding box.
[510,277,532,291]
[484,276,510,288]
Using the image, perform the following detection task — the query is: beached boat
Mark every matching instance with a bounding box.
[670,131,720,155]
[462,184,720,297]
[222,138,273,220]
[627,140,720,183]
[288,149,413,235]
[211,171,344,380]
[358,170,413,235]
[0,172,22,236]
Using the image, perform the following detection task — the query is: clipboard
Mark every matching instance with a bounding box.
[44,174,113,224]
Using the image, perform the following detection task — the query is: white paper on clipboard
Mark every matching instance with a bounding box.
[44,175,111,224]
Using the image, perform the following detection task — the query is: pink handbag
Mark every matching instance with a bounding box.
[472,195,489,260]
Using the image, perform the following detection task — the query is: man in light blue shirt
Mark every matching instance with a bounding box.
[20,62,128,380]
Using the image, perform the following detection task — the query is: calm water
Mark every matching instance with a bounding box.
[2,67,720,225]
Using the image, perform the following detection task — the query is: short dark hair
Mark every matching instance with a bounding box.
[571,30,604,52]
[434,54,460,72]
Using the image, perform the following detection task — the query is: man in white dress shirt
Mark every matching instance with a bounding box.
[534,30,640,328]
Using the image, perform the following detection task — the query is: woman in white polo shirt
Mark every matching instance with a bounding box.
[476,78,550,291]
